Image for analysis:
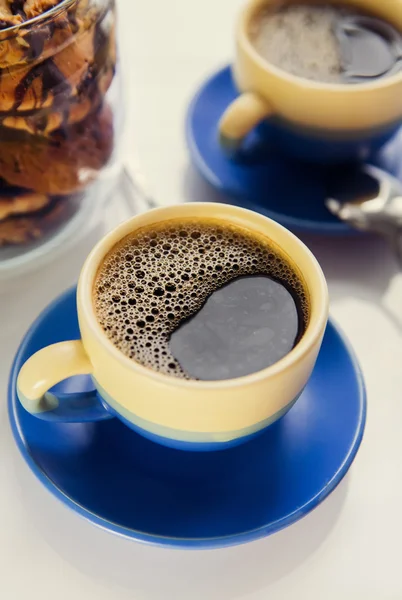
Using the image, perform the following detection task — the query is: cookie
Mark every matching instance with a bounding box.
[0,103,114,194]
[0,1,116,110]
[0,60,115,136]
[0,2,70,68]
[0,194,71,246]
[0,1,23,29]
[23,0,64,19]
[0,25,96,112]
[0,186,48,220]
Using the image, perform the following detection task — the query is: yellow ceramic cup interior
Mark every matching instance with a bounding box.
[219,0,402,149]
[17,203,329,445]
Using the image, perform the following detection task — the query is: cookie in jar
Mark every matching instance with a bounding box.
[0,0,117,248]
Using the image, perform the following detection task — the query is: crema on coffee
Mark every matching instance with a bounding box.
[94,219,310,381]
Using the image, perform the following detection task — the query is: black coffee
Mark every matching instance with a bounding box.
[250,2,402,84]
[94,219,310,381]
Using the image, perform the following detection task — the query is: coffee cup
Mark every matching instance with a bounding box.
[17,203,328,451]
[219,0,402,164]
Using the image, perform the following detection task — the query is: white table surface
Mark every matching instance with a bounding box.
[1,1,402,598]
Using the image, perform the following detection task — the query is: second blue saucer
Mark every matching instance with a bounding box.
[186,66,402,235]
[9,287,366,548]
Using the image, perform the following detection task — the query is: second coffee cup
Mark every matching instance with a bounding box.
[219,0,402,163]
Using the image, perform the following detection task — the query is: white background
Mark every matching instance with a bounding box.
[1,0,402,598]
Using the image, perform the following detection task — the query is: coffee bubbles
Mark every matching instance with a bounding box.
[94,219,310,380]
[250,3,402,84]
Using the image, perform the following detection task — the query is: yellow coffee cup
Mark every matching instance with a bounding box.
[17,203,328,450]
[219,0,402,163]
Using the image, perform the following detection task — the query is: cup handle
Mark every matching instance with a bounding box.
[218,92,273,155]
[17,341,112,423]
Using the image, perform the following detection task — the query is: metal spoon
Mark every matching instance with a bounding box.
[336,16,402,81]
[326,164,402,266]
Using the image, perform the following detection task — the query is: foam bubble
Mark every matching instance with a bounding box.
[94,219,310,379]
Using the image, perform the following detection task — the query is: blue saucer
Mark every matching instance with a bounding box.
[8,287,366,549]
[186,65,402,235]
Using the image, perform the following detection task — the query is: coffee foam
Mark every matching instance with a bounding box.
[250,3,345,83]
[93,219,310,379]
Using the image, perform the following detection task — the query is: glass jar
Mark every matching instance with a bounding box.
[0,0,120,273]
